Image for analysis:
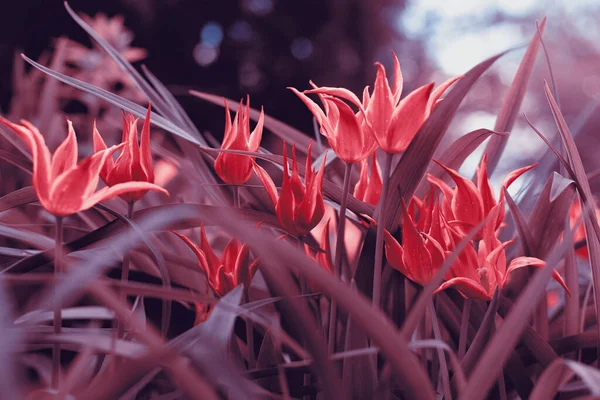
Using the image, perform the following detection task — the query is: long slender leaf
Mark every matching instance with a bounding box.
[484,18,546,173]
[544,82,600,361]
[21,54,201,145]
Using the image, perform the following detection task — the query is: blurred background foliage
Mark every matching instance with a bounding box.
[0,0,599,180]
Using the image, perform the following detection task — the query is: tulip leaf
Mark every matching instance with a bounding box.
[484,18,546,174]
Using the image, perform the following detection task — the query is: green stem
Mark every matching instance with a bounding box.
[52,216,63,389]
[117,201,135,339]
[372,152,393,309]
[458,299,471,359]
[233,186,241,208]
[328,162,353,354]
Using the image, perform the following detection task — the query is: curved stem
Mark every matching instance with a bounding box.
[52,216,64,389]
[117,201,135,339]
[328,162,353,354]
[372,152,393,309]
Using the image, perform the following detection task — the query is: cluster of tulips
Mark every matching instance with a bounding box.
[0,51,574,317]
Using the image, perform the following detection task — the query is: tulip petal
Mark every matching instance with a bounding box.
[92,120,114,182]
[427,76,462,112]
[296,149,326,235]
[51,120,78,180]
[199,225,220,272]
[435,277,491,300]
[320,96,369,163]
[248,106,265,152]
[434,160,484,231]
[383,82,434,153]
[503,256,570,295]
[304,81,364,111]
[367,62,395,140]
[288,87,329,132]
[79,181,169,212]
[0,118,52,206]
[391,51,403,104]
[476,154,496,215]
[172,231,211,277]
[252,162,278,207]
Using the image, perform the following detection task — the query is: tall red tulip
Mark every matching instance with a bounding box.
[289,85,376,164]
[214,97,264,185]
[93,104,164,203]
[0,116,167,217]
[435,225,570,300]
[254,142,326,237]
[174,227,259,298]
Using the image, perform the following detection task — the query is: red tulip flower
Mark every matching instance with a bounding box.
[289,85,376,164]
[364,53,460,154]
[0,116,167,217]
[93,105,164,203]
[428,154,537,237]
[174,226,259,298]
[353,154,382,206]
[254,142,326,237]
[381,200,448,285]
[435,226,570,300]
[214,97,265,185]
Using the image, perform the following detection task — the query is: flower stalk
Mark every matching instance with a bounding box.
[372,152,393,308]
[52,216,63,389]
[328,162,353,353]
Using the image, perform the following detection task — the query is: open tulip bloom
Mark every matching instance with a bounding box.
[173,227,259,298]
[254,142,326,237]
[93,104,165,204]
[214,96,264,185]
[0,116,168,217]
[299,51,461,155]
[428,154,537,237]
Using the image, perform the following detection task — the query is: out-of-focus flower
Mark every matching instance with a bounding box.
[254,142,326,236]
[93,105,165,203]
[63,13,146,104]
[289,84,376,164]
[569,198,600,259]
[435,227,569,301]
[353,154,382,205]
[214,97,264,185]
[154,159,179,188]
[428,154,537,236]
[0,116,167,217]
[173,226,259,298]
